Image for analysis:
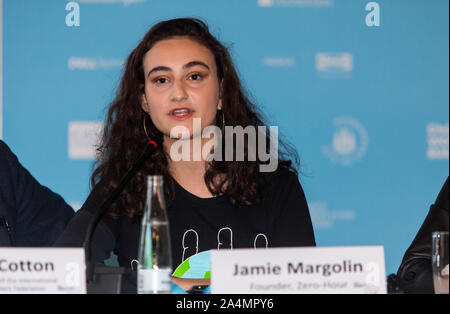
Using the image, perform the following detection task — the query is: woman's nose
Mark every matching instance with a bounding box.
[170,80,188,102]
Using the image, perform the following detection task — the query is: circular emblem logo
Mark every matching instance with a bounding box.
[322,116,369,166]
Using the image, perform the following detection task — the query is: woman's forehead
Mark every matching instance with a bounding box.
[143,37,216,72]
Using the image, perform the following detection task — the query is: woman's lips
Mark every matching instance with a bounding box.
[169,108,194,121]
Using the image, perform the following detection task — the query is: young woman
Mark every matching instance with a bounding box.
[56,18,315,291]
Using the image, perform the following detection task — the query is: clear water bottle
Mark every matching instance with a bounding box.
[137,175,173,294]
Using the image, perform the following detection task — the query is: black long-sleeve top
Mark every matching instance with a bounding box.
[55,166,316,273]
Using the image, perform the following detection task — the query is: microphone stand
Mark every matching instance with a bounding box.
[83,139,159,294]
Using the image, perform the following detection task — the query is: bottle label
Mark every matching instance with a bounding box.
[138,268,172,293]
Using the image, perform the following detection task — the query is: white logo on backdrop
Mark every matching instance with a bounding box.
[68,57,123,70]
[65,2,80,27]
[258,0,274,7]
[78,0,146,6]
[258,0,333,7]
[68,121,103,160]
[316,52,353,78]
[322,116,369,166]
[308,201,356,229]
[365,2,381,27]
[427,122,449,160]
[262,57,295,67]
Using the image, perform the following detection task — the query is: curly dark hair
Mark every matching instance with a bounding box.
[92,18,300,221]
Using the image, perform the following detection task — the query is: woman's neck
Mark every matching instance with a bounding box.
[163,135,215,198]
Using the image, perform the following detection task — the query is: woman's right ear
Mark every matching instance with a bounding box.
[141,93,150,113]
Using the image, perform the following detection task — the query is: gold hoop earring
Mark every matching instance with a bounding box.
[222,110,225,132]
[217,109,225,132]
[143,114,152,139]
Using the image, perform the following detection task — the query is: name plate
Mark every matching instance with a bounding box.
[0,248,86,294]
[211,246,386,294]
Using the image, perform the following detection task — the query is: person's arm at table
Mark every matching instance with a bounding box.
[397,177,449,293]
[0,140,74,246]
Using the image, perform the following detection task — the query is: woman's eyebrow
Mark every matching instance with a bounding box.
[147,61,210,78]
[183,61,210,71]
[147,66,171,78]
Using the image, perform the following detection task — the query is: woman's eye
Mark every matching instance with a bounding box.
[189,74,202,81]
[153,77,167,84]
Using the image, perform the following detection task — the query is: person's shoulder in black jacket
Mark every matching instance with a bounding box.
[396,176,449,293]
[0,140,75,246]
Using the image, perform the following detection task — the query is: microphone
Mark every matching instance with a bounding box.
[83,137,161,288]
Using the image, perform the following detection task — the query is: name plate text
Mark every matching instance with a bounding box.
[211,246,386,294]
[0,248,86,294]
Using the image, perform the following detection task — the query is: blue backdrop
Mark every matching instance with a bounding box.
[1,0,448,276]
